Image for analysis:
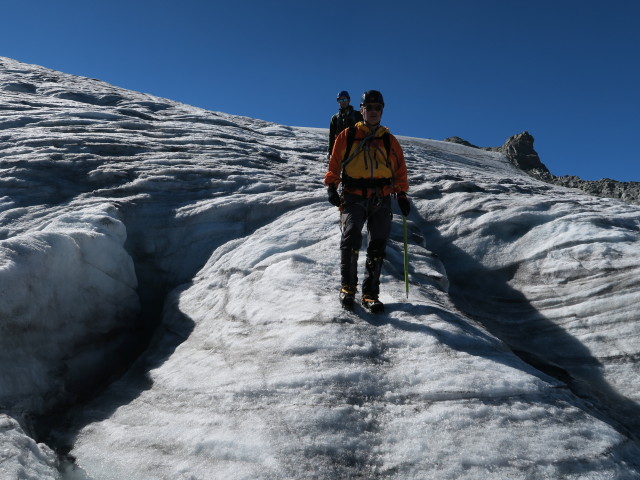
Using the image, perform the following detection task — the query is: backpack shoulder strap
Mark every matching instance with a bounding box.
[342,126,357,165]
[382,132,391,159]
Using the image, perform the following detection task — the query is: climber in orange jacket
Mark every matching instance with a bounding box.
[324,90,410,313]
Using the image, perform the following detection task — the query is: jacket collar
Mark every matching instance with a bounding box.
[357,121,389,137]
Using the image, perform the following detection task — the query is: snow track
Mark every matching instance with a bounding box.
[2,57,640,479]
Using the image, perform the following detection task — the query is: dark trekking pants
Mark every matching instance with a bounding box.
[340,192,392,297]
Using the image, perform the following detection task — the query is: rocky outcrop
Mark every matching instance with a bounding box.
[446,132,548,173]
[445,133,640,205]
[443,136,479,149]
[497,131,549,174]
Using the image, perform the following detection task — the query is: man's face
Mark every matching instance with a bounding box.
[338,97,350,109]
[361,103,383,125]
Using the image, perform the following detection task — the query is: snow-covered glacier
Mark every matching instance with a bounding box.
[1,56,640,479]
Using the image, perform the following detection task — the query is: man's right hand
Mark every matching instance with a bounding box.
[327,186,341,207]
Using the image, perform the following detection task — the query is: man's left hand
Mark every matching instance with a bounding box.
[397,192,411,216]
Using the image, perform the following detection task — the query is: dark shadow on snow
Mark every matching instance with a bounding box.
[381,209,640,464]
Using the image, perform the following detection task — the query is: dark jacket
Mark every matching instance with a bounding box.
[328,106,363,154]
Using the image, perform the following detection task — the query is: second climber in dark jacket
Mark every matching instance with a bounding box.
[328,90,363,156]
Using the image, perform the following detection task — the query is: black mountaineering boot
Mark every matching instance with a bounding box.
[340,285,357,310]
[361,241,386,313]
[362,253,384,300]
[340,247,359,310]
[361,294,384,313]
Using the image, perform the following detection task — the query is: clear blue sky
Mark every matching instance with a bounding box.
[3,0,639,181]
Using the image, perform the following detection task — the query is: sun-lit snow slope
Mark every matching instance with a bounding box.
[2,57,640,479]
[403,137,640,437]
[0,55,319,410]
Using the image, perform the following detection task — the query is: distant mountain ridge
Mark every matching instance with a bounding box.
[445,132,640,205]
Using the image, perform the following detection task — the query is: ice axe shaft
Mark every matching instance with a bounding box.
[403,215,409,299]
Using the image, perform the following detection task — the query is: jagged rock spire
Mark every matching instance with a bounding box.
[500,131,549,173]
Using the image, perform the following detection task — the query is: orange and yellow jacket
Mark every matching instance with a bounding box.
[324,122,409,197]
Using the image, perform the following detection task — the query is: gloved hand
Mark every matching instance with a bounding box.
[397,192,411,216]
[327,185,341,207]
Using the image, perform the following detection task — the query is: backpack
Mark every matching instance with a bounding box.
[341,126,394,190]
[342,126,391,166]
[337,108,361,132]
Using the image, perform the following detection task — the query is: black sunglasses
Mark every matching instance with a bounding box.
[363,104,383,112]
